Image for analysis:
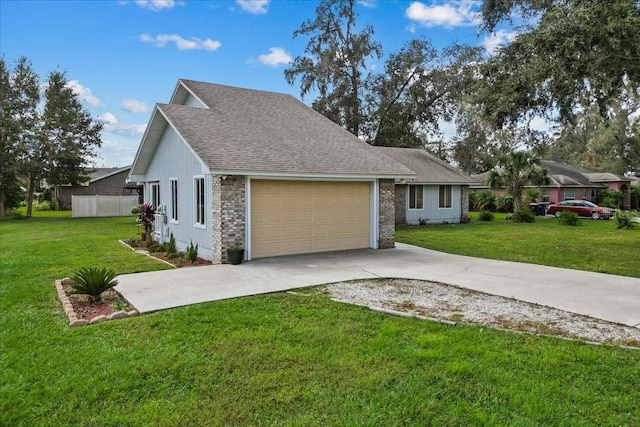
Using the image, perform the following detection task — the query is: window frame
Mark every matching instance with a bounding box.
[565,189,576,200]
[170,178,178,223]
[438,185,452,209]
[408,185,424,210]
[194,176,206,228]
[150,182,160,208]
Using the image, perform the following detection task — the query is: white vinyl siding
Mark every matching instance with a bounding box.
[408,185,424,210]
[195,176,205,227]
[170,178,178,222]
[439,185,452,209]
[143,126,212,259]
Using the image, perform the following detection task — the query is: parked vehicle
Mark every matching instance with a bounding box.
[547,200,613,220]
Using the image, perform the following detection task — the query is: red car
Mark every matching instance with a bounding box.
[547,200,612,220]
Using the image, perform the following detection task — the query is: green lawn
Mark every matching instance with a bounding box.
[397,212,640,278]
[1,213,639,426]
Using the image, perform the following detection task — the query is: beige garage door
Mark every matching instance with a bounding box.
[251,180,371,258]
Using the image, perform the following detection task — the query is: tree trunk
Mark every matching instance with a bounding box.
[26,173,36,218]
[0,198,5,219]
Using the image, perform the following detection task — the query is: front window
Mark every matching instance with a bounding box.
[565,189,575,200]
[170,179,178,222]
[195,177,205,227]
[439,185,452,209]
[409,185,423,210]
[150,183,160,208]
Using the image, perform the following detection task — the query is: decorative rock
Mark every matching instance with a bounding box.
[70,319,88,327]
[127,310,139,317]
[61,277,75,285]
[90,315,109,324]
[109,311,129,320]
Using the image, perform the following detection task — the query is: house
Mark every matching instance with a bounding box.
[376,147,474,225]
[472,160,632,209]
[127,80,415,264]
[53,166,142,210]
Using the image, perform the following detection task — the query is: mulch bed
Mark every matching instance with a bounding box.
[63,285,131,321]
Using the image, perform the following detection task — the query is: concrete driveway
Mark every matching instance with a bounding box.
[116,243,640,328]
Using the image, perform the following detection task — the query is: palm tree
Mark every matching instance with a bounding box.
[487,151,549,212]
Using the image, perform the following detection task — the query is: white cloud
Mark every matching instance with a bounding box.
[257,47,292,67]
[66,80,102,107]
[236,0,269,14]
[120,98,149,113]
[98,112,117,125]
[357,0,377,8]
[481,30,518,56]
[99,112,147,137]
[139,33,222,51]
[134,0,177,11]
[405,1,479,29]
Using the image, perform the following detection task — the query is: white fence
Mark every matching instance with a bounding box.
[72,195,139,218]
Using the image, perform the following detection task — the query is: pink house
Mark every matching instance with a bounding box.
[472,160,632,209]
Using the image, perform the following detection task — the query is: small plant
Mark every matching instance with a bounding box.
[147,242,164,253]
[185,240,199,263]
[511,208,535,223]
[137,203,156,235]
[228,243,243,251]
[558,210,581,226]
[167,251,184,260]
[614,210,636,230]
[69,267,119,303]
[164,233,177,255]
[478,210,494,221]
[418,217,427,226]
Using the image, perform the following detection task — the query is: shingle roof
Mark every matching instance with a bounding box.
[375,147,473,184]
[471,160,627,188]
[135,80,415,178]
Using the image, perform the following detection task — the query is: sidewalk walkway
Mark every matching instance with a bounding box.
[116,243,640,328]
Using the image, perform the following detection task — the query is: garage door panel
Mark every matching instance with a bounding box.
[251,180,371,258]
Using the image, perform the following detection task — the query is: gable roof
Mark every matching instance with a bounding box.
[129,80,414,180]
[376,147,474,184]
[88,166,131,183]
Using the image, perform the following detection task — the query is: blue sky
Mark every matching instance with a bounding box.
[1,0,513,167]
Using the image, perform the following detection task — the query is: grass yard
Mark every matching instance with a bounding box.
[1,213,639,425]
[397,212,640,278]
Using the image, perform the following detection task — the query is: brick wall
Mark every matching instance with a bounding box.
[378,179,395,249]
[220,175,246,264]
[210,176,223,264]
[394,184,407,225]
[461,185,469,218]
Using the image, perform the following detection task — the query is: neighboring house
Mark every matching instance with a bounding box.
[472,160,632,209]
[376,147,474,225]
[127,79,414,264]
[53,166,142,210]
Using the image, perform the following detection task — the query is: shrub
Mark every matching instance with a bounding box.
[478,210,494,221]
[476,190,496,211]
[185,240,199,263]
[164,233,177,255]
[512,208,536,223]
[558,210,581,226]
[147,242,164,253]
[69,267,119,303]
[615,211,636,230]
[495,195,514,213]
